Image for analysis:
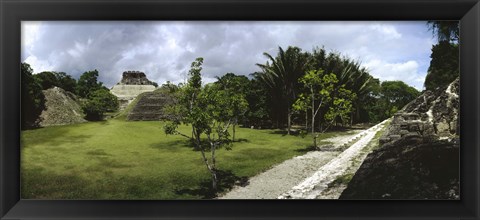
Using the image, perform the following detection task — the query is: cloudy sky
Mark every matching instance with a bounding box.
[21,21,437,90]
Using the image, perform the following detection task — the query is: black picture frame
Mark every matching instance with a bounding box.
[1,0,479,219]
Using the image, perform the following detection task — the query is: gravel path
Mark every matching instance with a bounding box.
[279,119,389,199]
[218,130,363,199]
[218,120,389,199]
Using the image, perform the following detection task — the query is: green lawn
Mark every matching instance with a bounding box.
[21,119,344,199]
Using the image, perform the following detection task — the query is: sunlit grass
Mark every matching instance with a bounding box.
[21,119,344,199]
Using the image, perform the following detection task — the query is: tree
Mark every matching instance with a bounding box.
[295,69,354,148]
[424,42,459,90]
[34,71,58,90]
[244,77,269,128]
[324,86,356,127]
[21,62,44,129]
[310,47,376,124]
[214,73,249,141]
[427,21,459,43]
[424,21,459,91]
[53,72,77,94]
[81,88,118,120]
[76,70,103,98]
[255,46,310,134]
[371,81,420,119]
[292,93,310,130]
[163,57,240,191]
[32,71,77,93]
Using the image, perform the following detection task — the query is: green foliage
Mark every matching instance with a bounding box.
[380,81,420,108]
[255,46,310,132]
[188,57,203,90]
[163,57,249,190]
[244,78,269,127]
[424,21,459,91]
[34,71,58,90]
[325,86,356,125]
[295,69,356,147]
[367,81,420,121]
[21,62,45,129]
[424,42,459,91]
[159,81,180,94]
[76,70,103,98]
[427,21,459,43]
[255,46,379,129]
[214,73,250,139]
[81,88,118,121]
[310,47,377,124]
[53,72,77,93]
[34,71,77,94]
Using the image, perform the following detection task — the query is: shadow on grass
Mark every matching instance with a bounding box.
[294,143,340,153]
[22,134,93,148]
[150,139,197,151]
[152,138,249,152]
[268,129,303,137]
[174,169,249,199]
[233,138,249,143]
[294,145,318,152]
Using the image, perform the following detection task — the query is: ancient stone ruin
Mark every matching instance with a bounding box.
[127,89,175,121]
[340,77,460,200]
[380,77,459,144]
[110,71,157,110]
[38,87,87,127]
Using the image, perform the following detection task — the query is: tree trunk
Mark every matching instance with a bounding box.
[311,103,315,134]
[350,111,354,127]
[232,118,237,141]
[305,111,308,131]
[211,170,218,190]
[287,109,292,135]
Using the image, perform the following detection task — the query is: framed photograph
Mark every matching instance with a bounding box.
[1,0,479,219]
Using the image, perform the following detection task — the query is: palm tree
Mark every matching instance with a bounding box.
[311,48,377,124]
[255,46,310,134]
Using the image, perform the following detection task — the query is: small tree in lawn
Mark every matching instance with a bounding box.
[214,73,249,141]
[324,86,356,129]
[163,57,237,191]
[224,93,248,142]
[295,69,338,148]
[292,93,310,131]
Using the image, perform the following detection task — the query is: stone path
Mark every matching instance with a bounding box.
[218,120,388,199]
[279,119,389,199]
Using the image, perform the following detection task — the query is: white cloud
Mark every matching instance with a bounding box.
[363,59,425,90]
[21,21,435,90]
[369,24,402,39]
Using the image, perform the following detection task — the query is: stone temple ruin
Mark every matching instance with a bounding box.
[110,71,157,109]
[340,77,459,199]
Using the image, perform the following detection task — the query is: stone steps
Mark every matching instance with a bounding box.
[127,91,173,121]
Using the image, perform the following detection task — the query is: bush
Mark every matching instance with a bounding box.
[82,88,118,121]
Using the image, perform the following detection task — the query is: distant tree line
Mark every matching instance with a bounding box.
[21,63,118,129]
[194,46,420,136]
